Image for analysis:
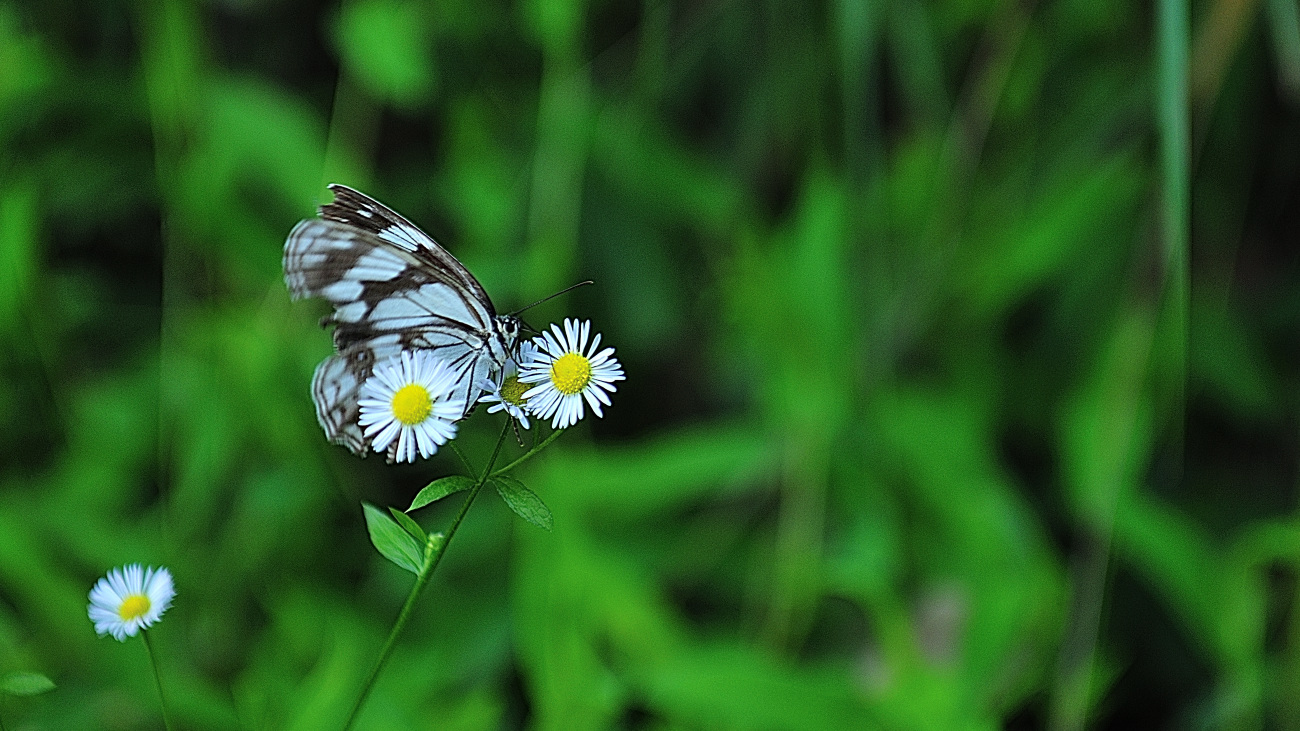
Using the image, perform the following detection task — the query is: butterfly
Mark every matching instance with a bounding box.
[283,184,520,458]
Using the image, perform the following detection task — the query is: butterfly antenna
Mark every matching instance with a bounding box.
[508,280,594,317]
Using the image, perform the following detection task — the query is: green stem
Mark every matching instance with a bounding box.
[434,427,564,496]
[491,428,565,478]
[448,440,476,476]
[342,421,512,730]
[141,630,173,731]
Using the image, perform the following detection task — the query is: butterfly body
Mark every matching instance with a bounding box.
[284,184,517,457]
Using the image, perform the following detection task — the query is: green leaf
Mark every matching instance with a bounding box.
[389,507,425,542]
[362,503,424,574]
[1,672,54,697]
[409,475,476,511]
[493,476,553,531]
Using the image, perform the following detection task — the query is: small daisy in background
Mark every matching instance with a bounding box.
[478,340,539,429]
[359,350,464,463]
[88,564,174,642]
[88,564,177,729]
[520,319,625,429]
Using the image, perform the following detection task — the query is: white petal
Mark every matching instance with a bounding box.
[145,568,174,613]
[411,425,429,458]
[583,389,604,417]
[400,428,417,463]
[562,319,576,350]
[370,420,401,452]
[521,382,551,400]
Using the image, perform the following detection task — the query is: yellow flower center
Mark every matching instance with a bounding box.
[550,353,592,396]
[118,594,151,621]
[391,384,433,425]
[501,374,529,407]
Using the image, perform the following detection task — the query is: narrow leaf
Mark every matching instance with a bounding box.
[389,507,425,542]
[1,672,54,697]
[409,475,476,511]
[493,476,553,531]
[362,503,424,574]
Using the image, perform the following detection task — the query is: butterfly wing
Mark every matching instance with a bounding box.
[311,339,414,463]
[285,218,496,353]
[285,187,503,454]
[310,351,367,455]
[318,184,496,315]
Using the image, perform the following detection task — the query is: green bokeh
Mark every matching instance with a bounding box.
[2,0,1299,728]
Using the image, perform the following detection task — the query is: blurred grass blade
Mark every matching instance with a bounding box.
[1266,0,1300,100]
[1,672,54,697]
[1157,0,1189,433]
[0,182,37,335]
[334,0,434,108]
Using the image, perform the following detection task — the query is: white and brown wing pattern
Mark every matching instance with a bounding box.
[284,185,514,456]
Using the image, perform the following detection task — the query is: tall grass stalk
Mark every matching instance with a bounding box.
[1158,0,1190,419]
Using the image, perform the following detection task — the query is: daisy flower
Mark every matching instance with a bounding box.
[358,350,464,463]
[88,564,175,641]
[477,341,540,429]
[519,319,625,429]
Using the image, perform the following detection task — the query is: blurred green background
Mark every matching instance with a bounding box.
[2,0,1299,728]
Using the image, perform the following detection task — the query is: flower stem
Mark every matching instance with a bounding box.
[140,630,173,731]
[342,421,512,730]
[448,440,476,475]
[491,427,565,478]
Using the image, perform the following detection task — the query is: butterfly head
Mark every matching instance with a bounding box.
[495,315,522,353]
